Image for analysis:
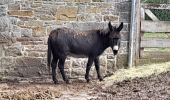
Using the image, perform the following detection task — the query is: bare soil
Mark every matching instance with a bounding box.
[0,71,170,100]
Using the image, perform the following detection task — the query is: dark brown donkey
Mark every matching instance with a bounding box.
[47,22,123,84]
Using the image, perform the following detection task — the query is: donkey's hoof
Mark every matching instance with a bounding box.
[86,79,90,83]
[99,78,104,81]
[65,80,70,84]
[54,81,59,84]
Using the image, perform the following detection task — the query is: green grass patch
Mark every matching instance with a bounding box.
[144,48,170,52]
[144,32,168,38]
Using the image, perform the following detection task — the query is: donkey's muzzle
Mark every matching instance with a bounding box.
[112,45,119,55]
[113,50,118,55]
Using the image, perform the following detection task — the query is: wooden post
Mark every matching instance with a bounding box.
[139,7,145,58]
[135,0,141,65]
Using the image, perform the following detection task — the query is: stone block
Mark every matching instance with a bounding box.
[0,45,3,57]
[0,0,14,5]
[17,21,25,28]
[77,5,86,14]
[5,42,22,57]
[77,14,102,22]
[24,21,43,28]
[13,57,47,77]
[8,4,20,10]
[106,59,116,74]
[86,6,101,13]
[71,68,85,78]
[0,5,7,16]
[9,17,19,25]
[16,37,44,42]
[27,51,40,57]
[11,26,21,37]
[119,12,130,23]
[21,41,44,45]
[32,27,46,37]
[75,0,91,3]
[116,54,128,68]
[1,57,13,67]
[116,2,131,12]
[72,58,87,68]
[36,14,55,20]
[99,56,107,66]
[24,45,47,52]
[21,3,32,10]
[66,22,108,31]
[0,16,12,32]
[56,6,78,21]
[92,0,104,2]
[8,10,33,17]
[21,28,32,37]
[104,15,119,22]
[1,57,14,74]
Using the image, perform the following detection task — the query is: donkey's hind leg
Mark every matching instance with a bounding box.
[51,58,59,84]
[58,57,69,84]
[85,57,94,83]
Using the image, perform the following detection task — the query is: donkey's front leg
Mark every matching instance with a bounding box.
[94,57,103,81]
[85,57,94,83]
[58,57,69,84]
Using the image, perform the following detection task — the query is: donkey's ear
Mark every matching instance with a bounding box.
[108,21,113,31]
[117,22,123,32]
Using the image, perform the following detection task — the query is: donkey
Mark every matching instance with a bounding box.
[47,22,123,84]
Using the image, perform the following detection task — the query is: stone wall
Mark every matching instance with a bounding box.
[0,0,131,82]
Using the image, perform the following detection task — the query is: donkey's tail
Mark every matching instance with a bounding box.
[47,36,52,75]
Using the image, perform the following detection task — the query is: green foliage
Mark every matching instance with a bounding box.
[142,0,170,3]
[142,0,170,21]
[145,9,170,21]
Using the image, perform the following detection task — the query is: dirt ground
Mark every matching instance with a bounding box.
[0,71,169,100]
[0,62,170,100]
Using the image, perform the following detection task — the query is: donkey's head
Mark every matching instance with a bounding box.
[108,22,123,56]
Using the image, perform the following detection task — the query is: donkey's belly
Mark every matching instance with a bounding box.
[68,53,87,58]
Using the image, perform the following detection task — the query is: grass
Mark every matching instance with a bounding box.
[106,62,170,82]
[144,48,170,52]
[144,32,168,39]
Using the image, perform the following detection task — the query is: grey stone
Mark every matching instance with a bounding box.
[0,45,4,57]
[106,59,116,74]
[0,0,14,5]
[5,42,22,57]
[11,26,21,37]
[21,28,32,37]
[0,5,7,16]
[1,57,13,66]
[71,68,85,77]
[9,17,19,25]
[116,2,131,12]
[77,5,86,14]
[66,22,108,31]
[116,54,128,68]
[77,14,102,22]
[119,12,131,23]
[119,41,128,54]
[0,16,12,32]
[13,57,47,77]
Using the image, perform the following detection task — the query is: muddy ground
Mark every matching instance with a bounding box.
[0,71,170,100]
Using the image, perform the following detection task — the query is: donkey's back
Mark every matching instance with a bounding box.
[49,27,101,57]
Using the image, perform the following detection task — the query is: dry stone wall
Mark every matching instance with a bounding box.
[0,0,131,81]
